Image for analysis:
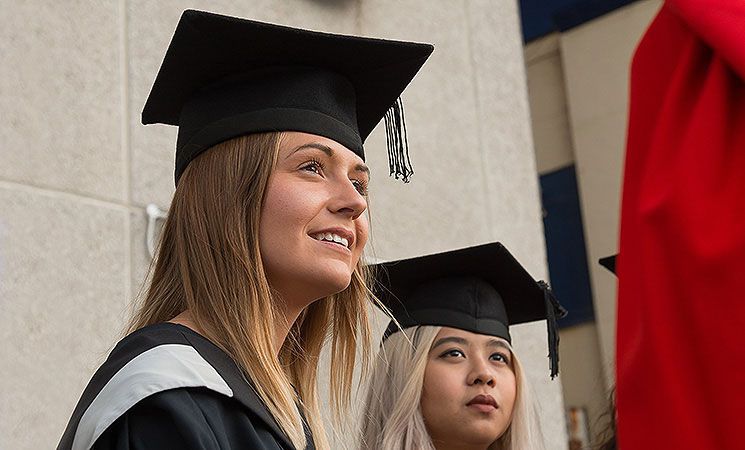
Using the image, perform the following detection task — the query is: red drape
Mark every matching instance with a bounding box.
[617,1,745,449]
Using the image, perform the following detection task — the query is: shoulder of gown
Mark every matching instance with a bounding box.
[92,386,286,450]
[57,323,309,450]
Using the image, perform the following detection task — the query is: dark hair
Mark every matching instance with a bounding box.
[594,388,617,450]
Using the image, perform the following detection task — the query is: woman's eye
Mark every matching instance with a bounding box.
[441,349,465,359]
[490,353,510,364]
[352,179,368,196]
[300,160,323,175]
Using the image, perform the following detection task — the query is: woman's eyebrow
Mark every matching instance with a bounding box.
[354,163,370,175]
[288,143,370,175]
[487,339,512,352]
[432,336,469,349]
[287,142,334,159]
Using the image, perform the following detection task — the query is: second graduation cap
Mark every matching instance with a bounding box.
[599,254,618,275]
[373,242,567,378]
[142,9,434,184]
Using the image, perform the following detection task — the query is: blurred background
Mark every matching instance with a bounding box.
[0,1,662,448]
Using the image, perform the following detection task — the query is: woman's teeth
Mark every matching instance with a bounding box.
[313,233,349,248]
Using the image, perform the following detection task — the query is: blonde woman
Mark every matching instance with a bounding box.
[361,243,566,450]
[57,10,432,450]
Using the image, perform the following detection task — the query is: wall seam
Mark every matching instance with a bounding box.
[463,0,497,241]
[119,0,132,307]
[0,179,136,211]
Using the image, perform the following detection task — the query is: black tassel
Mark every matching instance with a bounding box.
[384,97,414,182]
[538,280,567,379]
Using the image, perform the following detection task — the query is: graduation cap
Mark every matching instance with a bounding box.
[373,242,568,378]
[142,9,434,185]
[599,254,618,275]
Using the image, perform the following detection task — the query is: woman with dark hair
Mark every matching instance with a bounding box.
[57,10,432,450]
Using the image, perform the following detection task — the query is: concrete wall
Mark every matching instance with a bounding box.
[0,1,566,449]
[525,33,609,440]
[560,0,661,387]
[525,34,575,175]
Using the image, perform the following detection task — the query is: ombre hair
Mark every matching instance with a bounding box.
[128,132,373,450]
[360,326,545,450]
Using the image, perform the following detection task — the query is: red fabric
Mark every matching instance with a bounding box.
[617,1,745,449]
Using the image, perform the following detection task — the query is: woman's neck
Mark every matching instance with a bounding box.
[267,284,319,353]
[168,310,200,332]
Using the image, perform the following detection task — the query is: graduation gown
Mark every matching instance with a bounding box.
[617,1,745,448]
[57,323,314,450]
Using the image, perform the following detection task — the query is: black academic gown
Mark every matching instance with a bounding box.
[57,323,314,450]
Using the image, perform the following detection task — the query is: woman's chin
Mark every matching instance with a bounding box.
[285,270,353,303]
[314,271,353,297]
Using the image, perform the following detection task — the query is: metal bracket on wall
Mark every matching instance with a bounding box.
[146,204,168,258]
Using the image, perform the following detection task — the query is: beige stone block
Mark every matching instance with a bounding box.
[358,0,491,262]
[526,46,569,123]
[560,0,662,126]
[557,323,610,442]
[573,113,626,235]
[0,183,129,450]
[525,36,575,172]
[466,0,549,279]
[532,114,574,174]
[524,33,574,174]
[572,111,626,378]
[127,0,360,208]
[0,1,124,202]
[524,33,560,64]
[590,264,619,384]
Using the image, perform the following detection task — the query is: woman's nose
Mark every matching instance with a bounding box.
[468,363,496,387]
[329,179,367,219]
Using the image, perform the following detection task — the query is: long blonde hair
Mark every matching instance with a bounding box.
[360,326,545,450]
[128,132,373,450]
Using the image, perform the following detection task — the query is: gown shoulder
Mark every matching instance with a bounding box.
[92,386,285,450]
[58,323,311,450]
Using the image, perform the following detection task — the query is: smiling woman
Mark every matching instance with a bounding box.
[360,243,566,450]
[56,9,432,450]
[260,133,371,319]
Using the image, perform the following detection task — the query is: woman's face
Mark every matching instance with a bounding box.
[420,327,517,449]
[259,132,370,305]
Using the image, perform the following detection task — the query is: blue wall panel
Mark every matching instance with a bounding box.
[520,0,638,42]
[540,166,595,327]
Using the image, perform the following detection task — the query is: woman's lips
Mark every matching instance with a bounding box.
[314,238,352,255]
[468,403,497,413]
[467,394,498,413]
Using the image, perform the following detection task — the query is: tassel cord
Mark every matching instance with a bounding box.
[384,97,414,182]
[538,281,567,379]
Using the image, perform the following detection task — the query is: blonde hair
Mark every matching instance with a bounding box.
[360,326,545,450]
[128,132,373,450]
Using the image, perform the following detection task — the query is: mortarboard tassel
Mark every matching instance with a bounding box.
[384,97,414,182]
[538,281,567,379]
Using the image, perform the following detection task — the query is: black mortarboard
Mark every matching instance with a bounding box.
[373,242,567,378]
[599,254,618,275]
[142,9,434,185]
